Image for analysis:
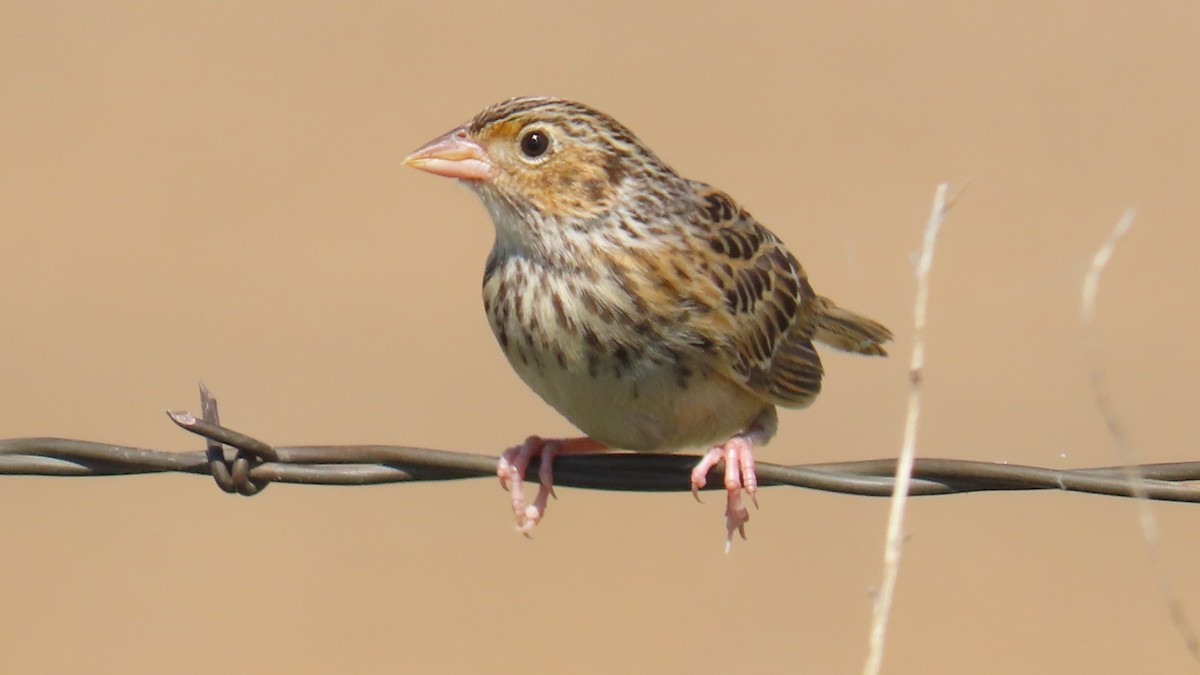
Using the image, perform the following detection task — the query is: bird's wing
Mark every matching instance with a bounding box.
[682,186,825,408]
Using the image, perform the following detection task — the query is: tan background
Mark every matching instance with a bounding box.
[2,2,1198,673]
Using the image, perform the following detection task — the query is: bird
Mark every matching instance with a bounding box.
[404,96,892,549]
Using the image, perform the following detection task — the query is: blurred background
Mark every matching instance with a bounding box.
[2,2,1198,673]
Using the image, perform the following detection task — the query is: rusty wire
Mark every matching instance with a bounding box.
[2,384,1199,502]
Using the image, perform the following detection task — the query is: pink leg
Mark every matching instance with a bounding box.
[690,446,723,502]
[497,435,606,535]
[690,431,766,552]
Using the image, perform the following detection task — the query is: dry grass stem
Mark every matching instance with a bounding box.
[863,183,955,675]
[1081,209,1199,661]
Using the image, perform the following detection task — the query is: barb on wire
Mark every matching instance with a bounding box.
[1,383,1200,501]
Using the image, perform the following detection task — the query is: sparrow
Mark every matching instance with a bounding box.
[404,96,891,549]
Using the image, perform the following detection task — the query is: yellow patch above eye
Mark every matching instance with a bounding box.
[481,119,527,144]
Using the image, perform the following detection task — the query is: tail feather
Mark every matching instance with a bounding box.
[812,296,893,356]
[765,337,824,407]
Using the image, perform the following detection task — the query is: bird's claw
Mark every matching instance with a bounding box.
[498,436,602,534]
[499,436,550,532]
[692,435,759,552]
[689,445,723,504]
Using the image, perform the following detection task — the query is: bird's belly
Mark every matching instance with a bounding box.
[504,348,765,451]
[483,255,768,450]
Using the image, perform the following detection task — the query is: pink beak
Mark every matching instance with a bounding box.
[403,126,493,181]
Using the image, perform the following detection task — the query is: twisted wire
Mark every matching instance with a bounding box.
[1,386,1197,501]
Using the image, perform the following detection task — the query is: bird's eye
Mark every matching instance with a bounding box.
[519,130,550,158]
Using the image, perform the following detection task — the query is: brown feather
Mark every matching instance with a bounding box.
[687,186,828,408]
[812,296,894,356]
[434,96,891,447]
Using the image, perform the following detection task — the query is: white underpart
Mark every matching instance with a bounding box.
[474,181,766,452]
[487,256,763,452]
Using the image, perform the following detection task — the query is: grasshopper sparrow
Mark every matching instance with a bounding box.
[405,97,891,549]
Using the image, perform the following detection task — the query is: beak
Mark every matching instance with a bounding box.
[403,126,492,182]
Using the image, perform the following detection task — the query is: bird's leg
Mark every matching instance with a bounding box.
[497,435,606,534]
[690,423,772,552]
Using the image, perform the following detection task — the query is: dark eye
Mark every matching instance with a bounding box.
[519,130,550,158]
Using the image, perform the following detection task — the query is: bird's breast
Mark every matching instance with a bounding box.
[481,254,766,450]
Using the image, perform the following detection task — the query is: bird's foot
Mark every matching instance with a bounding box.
[497,436,605,535]
[691,435,760,552]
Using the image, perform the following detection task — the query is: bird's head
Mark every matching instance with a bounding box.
[405,97,672,227]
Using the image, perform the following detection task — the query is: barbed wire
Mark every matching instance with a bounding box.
[1,384,1198,502]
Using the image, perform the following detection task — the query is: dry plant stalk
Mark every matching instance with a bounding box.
[1081,210,1199,661]
[863,183,954,675]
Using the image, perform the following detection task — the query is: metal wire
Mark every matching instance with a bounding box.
[0,385,1197,502]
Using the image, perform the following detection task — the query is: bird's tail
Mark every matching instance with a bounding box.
[812,296,893,356]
